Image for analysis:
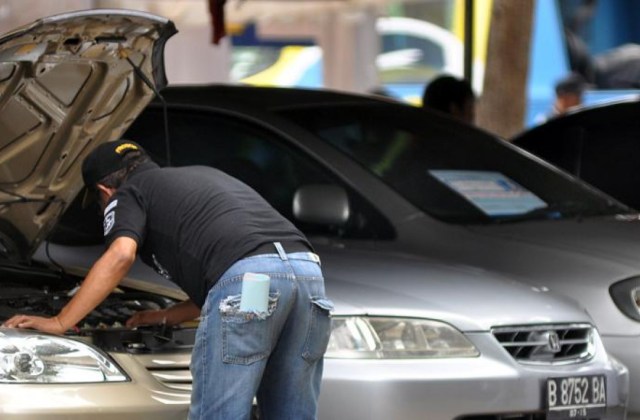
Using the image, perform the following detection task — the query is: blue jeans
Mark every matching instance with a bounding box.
[189,244,333,420]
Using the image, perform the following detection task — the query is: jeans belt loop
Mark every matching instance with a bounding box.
[274,241,288,261]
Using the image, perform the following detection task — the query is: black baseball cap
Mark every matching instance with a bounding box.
[81,139,145,207]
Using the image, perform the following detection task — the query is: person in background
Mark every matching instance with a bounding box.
[421,74,476,124]
[535,72,587,124]
[551,72,587,116]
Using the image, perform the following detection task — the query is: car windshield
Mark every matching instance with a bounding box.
[279,103,628,224]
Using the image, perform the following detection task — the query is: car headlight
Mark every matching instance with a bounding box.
[325,316,479,359]
[610,277,640,321]
[0,329,127,383]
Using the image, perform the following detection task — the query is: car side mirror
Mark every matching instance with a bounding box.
[293,184,350,226]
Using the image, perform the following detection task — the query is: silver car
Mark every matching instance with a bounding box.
[38,83,630,418]
[121,84,640,419]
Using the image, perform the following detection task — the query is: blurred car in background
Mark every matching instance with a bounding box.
[41,85,632,419]
[512,97,640,211]
[232,16,480,104]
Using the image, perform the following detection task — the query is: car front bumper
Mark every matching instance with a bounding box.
[603,334,640,417]
[0,333,628,420]
[0,353,190,419]
[319,333,629,420]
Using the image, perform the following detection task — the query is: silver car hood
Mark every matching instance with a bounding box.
[466,215,640,270]
[35,241,593,333]
[394,215,640,336]
[0,10,175,262]
[317,246,592,332]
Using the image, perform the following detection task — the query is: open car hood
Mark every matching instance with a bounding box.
[0,10,176,262]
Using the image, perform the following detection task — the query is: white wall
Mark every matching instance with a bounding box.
[97,0,231,84]
[0,0,231,84]
[0,0,94,33]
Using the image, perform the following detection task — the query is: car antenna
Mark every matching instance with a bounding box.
[125,56,172,167]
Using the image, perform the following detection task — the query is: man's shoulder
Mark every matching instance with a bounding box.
[131,163,210,179]
[174,165,231,180]
[131,164,226,188]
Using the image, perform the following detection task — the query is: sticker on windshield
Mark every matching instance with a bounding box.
[429,170,547,216]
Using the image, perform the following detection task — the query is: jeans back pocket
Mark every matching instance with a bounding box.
[221,293,279,365]
[302,297,334,363]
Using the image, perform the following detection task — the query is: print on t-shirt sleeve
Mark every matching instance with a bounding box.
[103,199,118,236]
[104,186,147,246]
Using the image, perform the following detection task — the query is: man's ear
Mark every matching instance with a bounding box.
[96,184,110,194]
[96,184,117,200]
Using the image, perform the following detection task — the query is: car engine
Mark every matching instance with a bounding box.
[0,263,196,354]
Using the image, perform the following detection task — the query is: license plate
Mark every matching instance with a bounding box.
[546,375,606,419]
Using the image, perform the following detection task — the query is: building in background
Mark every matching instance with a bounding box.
[1,0,639,128]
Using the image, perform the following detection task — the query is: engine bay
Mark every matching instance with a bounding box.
[0,262,196,354]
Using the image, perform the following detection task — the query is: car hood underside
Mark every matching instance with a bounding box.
[0,9,176,262]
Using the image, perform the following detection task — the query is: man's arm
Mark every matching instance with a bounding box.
[2,237,137,334]
[126,299,201,327]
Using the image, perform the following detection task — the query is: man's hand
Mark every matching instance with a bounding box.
[2,315,66,335]
[126,309,167,328]
[1,237,138,336]
[126,300,200,328]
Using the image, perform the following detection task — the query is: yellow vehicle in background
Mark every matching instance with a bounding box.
[230,16,480,105]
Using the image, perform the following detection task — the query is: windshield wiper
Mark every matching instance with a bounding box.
[491,200,616,224]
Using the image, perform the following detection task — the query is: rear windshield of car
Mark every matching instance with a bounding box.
[279,103,628,224]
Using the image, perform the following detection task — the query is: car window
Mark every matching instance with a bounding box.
[230,46,283,82]
[380,33,444,83]
[517,122,640,211]
[579,126,640,210]
[52,107,395,244]
[279,103,628,224]
[132,107,394,240]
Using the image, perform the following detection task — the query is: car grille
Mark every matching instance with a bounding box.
[491,323,595,364]
[135,353,193,391]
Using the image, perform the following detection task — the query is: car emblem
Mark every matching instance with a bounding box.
[546,331,561,353]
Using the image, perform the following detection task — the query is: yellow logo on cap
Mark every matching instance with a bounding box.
[115,143,139,154]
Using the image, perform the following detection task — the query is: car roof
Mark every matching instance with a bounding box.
[153,83,503,147]
[512,97,640,147]
[157,84,398,111]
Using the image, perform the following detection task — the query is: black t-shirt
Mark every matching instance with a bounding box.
[103,162,309,307]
